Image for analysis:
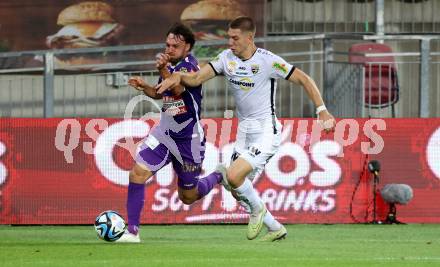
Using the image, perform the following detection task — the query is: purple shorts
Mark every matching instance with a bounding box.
[135,133,205,190]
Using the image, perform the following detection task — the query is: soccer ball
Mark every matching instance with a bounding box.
[94,210,127,242]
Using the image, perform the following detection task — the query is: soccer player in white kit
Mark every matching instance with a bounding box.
[157,16,336,241]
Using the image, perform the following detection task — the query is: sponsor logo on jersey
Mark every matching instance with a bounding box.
[229,77,255,91]
[236,66,249,75]
[248,146,261,157]
[272,62,288,74]
[144,135,160,150]
[235,71,249,75]
[257,49,270,55]
[182,162,202,173]
[231,151,240,161]
[227,61,237,73]
[162,95,187,115]
[251,64,259,74]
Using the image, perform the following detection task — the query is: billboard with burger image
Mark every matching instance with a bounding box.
[46,1,124,49]
[0,0,264,70]
[180,0,244,41]
[46,1,125,69]
[181,0,250,59]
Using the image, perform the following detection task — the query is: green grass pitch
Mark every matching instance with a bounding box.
[1,224,439,267]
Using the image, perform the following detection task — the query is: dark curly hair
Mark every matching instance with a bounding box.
[167,22,196,51]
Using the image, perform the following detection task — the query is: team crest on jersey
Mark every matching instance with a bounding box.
[251,64,259,74]
[179,67,188,73]
[272,62,288,74]
[227,61,237,73]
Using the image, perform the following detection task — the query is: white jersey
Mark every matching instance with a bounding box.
[209,48,295,124]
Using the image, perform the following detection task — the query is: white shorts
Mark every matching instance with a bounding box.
[231,117,282,181]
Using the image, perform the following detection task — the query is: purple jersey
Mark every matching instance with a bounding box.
[153,54,204,141]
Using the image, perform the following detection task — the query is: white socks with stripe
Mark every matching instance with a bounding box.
[234,178,263,214]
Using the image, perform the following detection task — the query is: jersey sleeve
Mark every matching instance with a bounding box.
[208,50,226,75]
[268,54,296,80]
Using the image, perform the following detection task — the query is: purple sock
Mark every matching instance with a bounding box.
[197,171,222,199]
[126,182,145,235]
[128,225,139,235]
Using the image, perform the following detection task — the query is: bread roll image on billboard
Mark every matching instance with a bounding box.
[180,0,243,41]
[46,1,125,68]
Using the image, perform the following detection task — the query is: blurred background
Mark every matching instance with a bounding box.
[1,0,440,226]
[0,0,438,119]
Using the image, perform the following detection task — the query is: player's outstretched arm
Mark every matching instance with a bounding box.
[128,76,162,99]
[156,64,216,94]
[288,68,336,133]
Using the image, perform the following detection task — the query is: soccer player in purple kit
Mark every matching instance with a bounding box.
[117,23,226,243]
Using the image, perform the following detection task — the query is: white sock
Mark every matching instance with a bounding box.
[237,194,281,231]
[235,189,281,231]
[263,210,282,231]
[234,179,262,214]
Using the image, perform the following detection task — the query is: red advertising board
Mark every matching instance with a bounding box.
[0,118,439,224]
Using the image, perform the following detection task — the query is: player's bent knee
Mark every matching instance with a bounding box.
[180,197,196,205]
[226,168,244,187]
[227,158,253,187]
[179,194,197,205]
[178,189,198,205]
[129,164,153,184]
[226,168,237,180]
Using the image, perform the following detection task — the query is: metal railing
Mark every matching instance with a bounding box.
[0,35,325,118]
[324,34,440,117]
[267,0,440,35]
[1,34,439,118]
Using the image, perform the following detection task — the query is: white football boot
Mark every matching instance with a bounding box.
[116,230,141,243]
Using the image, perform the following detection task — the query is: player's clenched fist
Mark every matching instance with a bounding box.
[318,111,336,133]
[128,76,147,91]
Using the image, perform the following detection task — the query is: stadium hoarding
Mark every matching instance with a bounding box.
[0,0,264,69]
[0,118,439,224]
